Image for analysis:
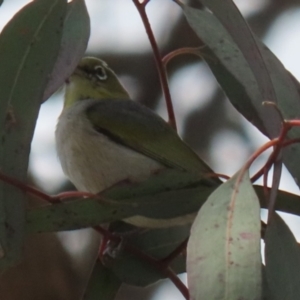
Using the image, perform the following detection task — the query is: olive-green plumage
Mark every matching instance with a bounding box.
[56,57,218,228]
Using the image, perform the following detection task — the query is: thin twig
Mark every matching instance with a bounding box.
[52,191,95,201]
[161,238,188,266]
[125,242,189,299]
[0,171,53,202]
[162,46,206,66]
[132,0,177,130]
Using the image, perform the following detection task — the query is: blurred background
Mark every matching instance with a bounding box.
[0,0,300,299]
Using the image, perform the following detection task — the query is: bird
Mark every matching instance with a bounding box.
[55,57,219,228]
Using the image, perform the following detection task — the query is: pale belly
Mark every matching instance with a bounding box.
[56,101,195,228]
[56,110,163,193]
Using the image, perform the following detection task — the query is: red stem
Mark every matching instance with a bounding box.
[282,138,300,147]
[251,121,294,183]
[132,0,177,131]
[52,191,95,201]
[240,120,299,223]
[161,238,188,266]
[162,47,204,66]
[0,171,53,202]
[242,138,279,176]
[207,172,230,181]
[95,225,189,299]
[125,242,189,299]
[263,124,288,222]
[0,168,190,299]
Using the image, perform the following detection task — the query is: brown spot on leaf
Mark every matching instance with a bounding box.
[5,106,17,132]
[217,272,224,283]
[195,255,205,262]
[240,232,254,240]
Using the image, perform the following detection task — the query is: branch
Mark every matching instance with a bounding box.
[132,0,177,130]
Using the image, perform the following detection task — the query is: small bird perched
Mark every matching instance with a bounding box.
[55,57,218,228]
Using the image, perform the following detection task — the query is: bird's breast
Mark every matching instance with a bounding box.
[55,101,163,194]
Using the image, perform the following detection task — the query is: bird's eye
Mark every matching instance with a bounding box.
[94,65,108,81]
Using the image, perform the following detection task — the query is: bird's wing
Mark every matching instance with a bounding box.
[86,99,220,185]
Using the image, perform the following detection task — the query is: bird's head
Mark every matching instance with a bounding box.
[64,57,130,108]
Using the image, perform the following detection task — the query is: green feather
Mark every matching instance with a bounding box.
[86,99,220,186]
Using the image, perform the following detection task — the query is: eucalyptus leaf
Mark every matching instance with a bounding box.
[0,0,66,271]
[178,4,278,136]
[42,0,90,101]
[197,0,277,117]
[262,265,274,300]
[107,222,188,286]
[26,183,213,233]
[26,169,300,234]
[254,186,300,216]
[83,261,121,300]
[180,3,300,187]
[265,213,300,300]
[187,172,261,300]
[26,169,212,233]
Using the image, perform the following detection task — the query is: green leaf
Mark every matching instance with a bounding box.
[23,158,300,236]
[262,265,274,300]
[180,4,300,187]
[197,0,277,118]
[0,0,67,271]
[26,173,300,234]
[25,170,213,233]
[265,213,300,300]
[187,172,261,300]
[178,4,277,136]
[107,222,188,286]
[103,168,202,199]
[254,186,300,216]
[25,168,300,234]
[83,260,121,300]
[42,0,90,101]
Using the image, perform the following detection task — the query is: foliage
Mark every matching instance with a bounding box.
[0,0,300,299]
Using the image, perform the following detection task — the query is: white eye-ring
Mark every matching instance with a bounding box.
[94,65,108,81]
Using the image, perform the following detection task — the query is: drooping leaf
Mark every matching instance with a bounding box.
[198,0,277,118]
[178,4,279,136]
[262,265,274,300]
[26,170,213,233]
[42,0,90,101]
[179,3,300,187]
[265,213,300,300]
[187,172,261,300]
[254,187,300,216]
[26,184,213,233]
[83,260,121,300]
[25,169,300,234]
[0,0,67,271]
